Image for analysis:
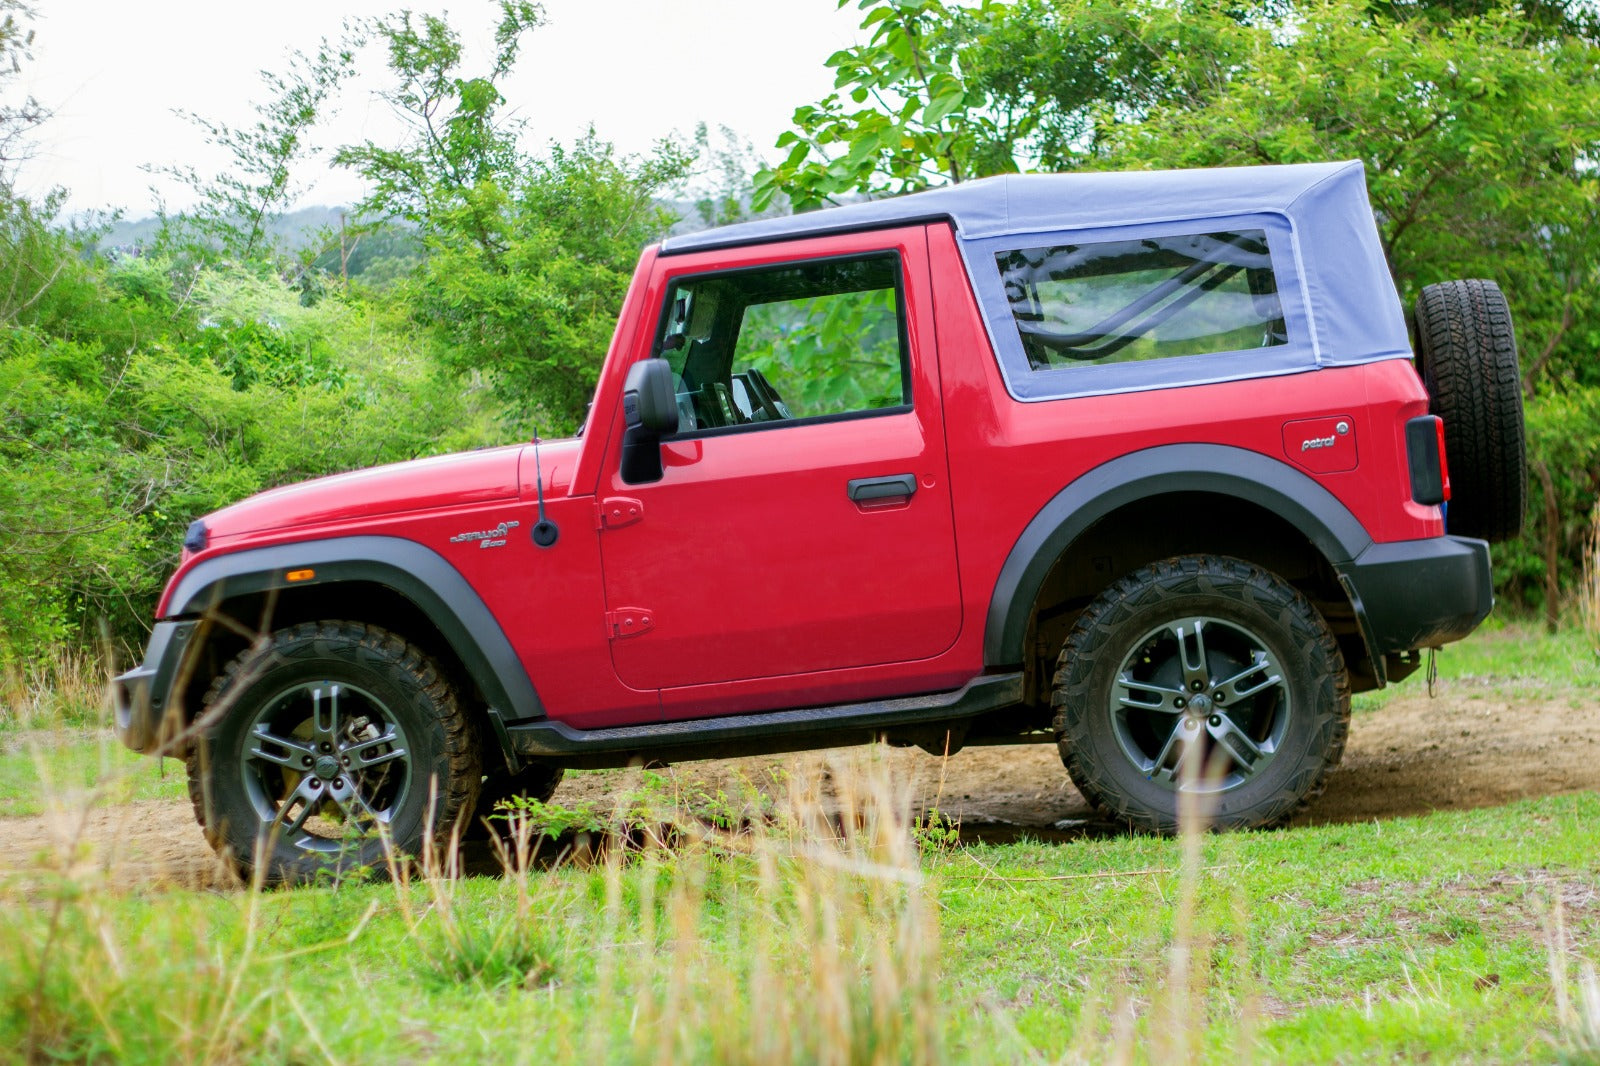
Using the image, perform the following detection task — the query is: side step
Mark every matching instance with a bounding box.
[505,673,1025,769]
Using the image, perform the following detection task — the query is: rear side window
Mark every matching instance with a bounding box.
[994,230,1287,371]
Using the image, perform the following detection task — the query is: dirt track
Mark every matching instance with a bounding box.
[3,682,1597,890]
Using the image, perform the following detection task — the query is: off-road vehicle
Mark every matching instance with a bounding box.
[115,160,1525,881]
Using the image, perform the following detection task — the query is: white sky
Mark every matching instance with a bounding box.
[13,0,863,217]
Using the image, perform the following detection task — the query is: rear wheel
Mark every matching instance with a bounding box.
[1053,556,1349,833]
[1414,278,1527,543]
[186,621,481,885]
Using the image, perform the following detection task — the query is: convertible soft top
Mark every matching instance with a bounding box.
[663,161,1411,398]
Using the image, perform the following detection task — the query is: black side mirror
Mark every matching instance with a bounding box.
[620,358,679,484]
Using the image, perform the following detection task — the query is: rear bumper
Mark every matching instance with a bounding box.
[113,620,197,755]
[1338,535,1493,654]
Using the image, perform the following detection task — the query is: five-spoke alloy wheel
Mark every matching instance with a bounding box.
[1053,556,1350,833]
[187,621,480,885]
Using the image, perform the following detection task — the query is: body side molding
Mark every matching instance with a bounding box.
[167,536,545,722]
[983,444,1375,666]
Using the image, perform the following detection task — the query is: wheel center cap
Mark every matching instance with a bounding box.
[1187,693,1213,718]
[314,755,340,780]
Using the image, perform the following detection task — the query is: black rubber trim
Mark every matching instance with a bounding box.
[984,444,1374,666]
[1335,535,1492,652]
[506,672,1023,769]
[113,620,193,754]
[164,536,544,722]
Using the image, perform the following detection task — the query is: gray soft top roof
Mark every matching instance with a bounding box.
[661,161,1412,399]
[661,160,1366,252]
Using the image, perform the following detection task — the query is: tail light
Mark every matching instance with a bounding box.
[1405,415,1450,505]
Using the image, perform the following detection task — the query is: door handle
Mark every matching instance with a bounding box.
[847,473,917,502]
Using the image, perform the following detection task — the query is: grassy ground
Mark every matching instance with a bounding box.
[2,624,1598,1064]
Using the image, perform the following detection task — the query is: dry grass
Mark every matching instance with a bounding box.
[0,648,107,732]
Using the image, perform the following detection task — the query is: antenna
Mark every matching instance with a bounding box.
[530,428,559,548]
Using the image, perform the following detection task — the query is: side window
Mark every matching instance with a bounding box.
[657,254,909,433]
[994,230,1287,371]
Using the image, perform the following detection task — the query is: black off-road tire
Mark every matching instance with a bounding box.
[185,621,481,885]
[1053,556,1350,834]
[1414,279,1527,543]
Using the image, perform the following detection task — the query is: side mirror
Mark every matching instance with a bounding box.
[623,358,679,436]
[620,358,678,484]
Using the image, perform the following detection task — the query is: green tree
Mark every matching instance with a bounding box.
[336,3,691,432]
[754,0,1017,212]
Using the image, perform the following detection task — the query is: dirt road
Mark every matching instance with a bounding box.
[4,683,1596,890]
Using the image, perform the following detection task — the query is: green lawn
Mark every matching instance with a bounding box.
[2,624,1598,1064]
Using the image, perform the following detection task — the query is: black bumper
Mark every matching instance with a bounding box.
[1338,535,1493,655]
[113,620,198,755]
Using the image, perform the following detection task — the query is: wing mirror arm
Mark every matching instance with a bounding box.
[620,358,679,485]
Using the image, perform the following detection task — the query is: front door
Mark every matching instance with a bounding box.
[597,228,963,696]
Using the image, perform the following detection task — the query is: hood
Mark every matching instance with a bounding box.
[204,444,527,539]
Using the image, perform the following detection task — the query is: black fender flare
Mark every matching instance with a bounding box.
[983,444,1374,666]
[166,535,545,722]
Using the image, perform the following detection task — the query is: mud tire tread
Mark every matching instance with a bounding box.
[1415,278,1527,543]
[1051,556,1350,834]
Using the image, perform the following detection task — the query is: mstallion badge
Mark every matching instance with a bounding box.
[450,520,520,548]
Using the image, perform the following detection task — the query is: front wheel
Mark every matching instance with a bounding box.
[186,621,481,884]
[1052,556,1349,833]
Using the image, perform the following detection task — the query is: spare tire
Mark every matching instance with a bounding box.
[1414,279,1527,543]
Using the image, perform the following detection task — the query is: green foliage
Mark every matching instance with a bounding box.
[1493,386,1600,613]
[416,892,563,991]
[736,287,904,415]
[0,207,504,664]
[755,0,1016,212]
[335,4,691,434]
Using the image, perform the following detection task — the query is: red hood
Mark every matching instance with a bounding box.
[205,444,527,539]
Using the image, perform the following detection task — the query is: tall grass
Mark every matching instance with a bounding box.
[1,752,954,1064]
[0,648,106,732]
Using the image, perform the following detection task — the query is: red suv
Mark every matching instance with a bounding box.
[115,160,1524,882]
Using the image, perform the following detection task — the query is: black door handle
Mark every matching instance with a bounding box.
[847,473,917,502]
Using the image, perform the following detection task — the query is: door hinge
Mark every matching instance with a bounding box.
[606,607,655,639]
[597,496,644,530]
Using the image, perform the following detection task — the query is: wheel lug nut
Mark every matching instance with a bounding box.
[341,756,351,766]
[332,778,343,789]
[302,756,313,767]
[1174,697,1186,709]
[1209,715,1223,727]
[1190,680,1204,691]
[321,743,333,753]
[310,779,321,789]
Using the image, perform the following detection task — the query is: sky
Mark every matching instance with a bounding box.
[12,0,864,218]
